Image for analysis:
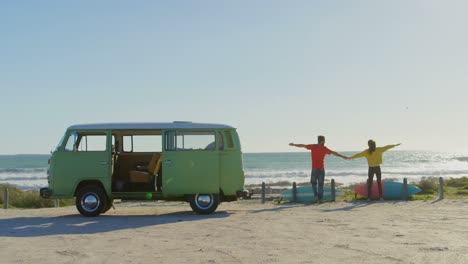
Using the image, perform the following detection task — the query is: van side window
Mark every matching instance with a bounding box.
[165,131,176,151]
[123,135,162,152]
[224,130,235,148]
[165,131,215,151]
[77,135,107,151]
[217,132,224,150]
[123,136,132,152]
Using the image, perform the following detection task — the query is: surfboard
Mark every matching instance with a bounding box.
[354,181,421,199]
[280,186,343,203]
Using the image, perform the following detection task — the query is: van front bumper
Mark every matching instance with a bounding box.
[40,188,51,198]
[236,190,252,199]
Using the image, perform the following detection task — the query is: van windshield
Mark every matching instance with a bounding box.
[55,134,66,151]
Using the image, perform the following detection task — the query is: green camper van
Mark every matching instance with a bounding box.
[40,122,246,216]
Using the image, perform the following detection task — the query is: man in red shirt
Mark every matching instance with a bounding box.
[289,135,348,203]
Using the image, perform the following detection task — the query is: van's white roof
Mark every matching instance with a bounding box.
[68,122,234,130]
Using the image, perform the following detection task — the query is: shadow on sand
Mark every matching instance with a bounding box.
[0,210,230,238]
[320,200,411,212]
[250,203,305,214]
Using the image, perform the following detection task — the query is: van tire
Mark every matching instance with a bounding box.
[101,198,114,214]
[75,185,107,217]
[189,194,219,214]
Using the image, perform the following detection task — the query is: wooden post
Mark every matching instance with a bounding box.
[54,199,59,208]
[292,182,297,202]
[439,177,444,200]
[331,179,336,202]
[3,188,8,209]
[403,178,408,200]
[261,182,266,204]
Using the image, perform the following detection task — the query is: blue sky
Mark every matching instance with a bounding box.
[1,1,468,154]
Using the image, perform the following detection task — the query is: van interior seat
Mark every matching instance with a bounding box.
[128,153,161,184]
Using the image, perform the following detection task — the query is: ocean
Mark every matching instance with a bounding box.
[1,151,468,190]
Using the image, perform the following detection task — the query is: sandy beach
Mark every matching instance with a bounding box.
[1,199,468,264]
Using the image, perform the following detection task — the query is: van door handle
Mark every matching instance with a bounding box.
[164,160,172,164]
[100,161,108,165]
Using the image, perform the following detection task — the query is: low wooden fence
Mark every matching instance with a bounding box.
[260,179,337,204]
[258,177,445,204]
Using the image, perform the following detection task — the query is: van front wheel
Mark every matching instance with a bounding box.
[101,198,114,214]
[189,194,219,214]
[76,186,107,217]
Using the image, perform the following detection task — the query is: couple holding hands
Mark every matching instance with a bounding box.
[289,136,400,202]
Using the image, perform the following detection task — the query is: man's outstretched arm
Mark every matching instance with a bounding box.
[289,143,308,148]
[331,151,349,160]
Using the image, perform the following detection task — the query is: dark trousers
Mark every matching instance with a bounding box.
[311,169,325,200]
[368,166,382,198]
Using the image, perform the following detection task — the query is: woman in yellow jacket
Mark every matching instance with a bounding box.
[350,140,401,201]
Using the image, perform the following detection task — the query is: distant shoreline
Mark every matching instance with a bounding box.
[0,150,462,156]
[0,154,50,157]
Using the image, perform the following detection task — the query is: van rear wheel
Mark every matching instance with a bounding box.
[189,194,219,214]
[76,186,107,217]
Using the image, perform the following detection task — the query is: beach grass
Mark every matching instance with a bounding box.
[0,184,74,209]
[445,176,468,187]
[412,177,439,194]
[2,177,467,209]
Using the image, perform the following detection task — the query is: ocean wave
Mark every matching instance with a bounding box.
[412,160,432,163]
[385,170,468,176]
[453,157,468,162]
[0,176,47,181]
[246,170,309,179]
[245,168,468,180]
[0,168,47,174]
[1,182,48,190]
